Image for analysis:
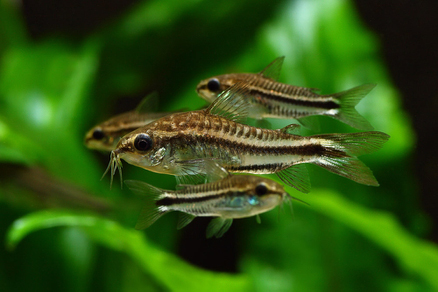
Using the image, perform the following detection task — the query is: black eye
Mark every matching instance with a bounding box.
[134,134,153,151]
[207,78,221,92]
[255,184,268,196]
[92,129,105,140]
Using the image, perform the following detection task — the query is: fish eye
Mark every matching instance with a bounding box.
[92,129,105,140]
[207,78,221,92]
[134,134,153,151]
[255,183,268,196]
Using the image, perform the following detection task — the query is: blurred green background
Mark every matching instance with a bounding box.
[1,0,437,291]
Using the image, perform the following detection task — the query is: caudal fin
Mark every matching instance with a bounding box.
[312,131,390,186]
[334,84,376,130]
[125,180,168,229]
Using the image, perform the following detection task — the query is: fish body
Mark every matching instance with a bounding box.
[196,57,375,130]
[125,171,294,238]
[110,84,389,193]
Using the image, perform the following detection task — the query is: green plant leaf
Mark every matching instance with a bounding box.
[304,188,438,290]
[6,210,252,292]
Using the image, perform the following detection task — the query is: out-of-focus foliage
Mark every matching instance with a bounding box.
[6,211,251,292]
[1,0,437,291]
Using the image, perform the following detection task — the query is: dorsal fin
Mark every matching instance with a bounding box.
[258,56,285,81]
[297,116,320,132]
[279,124,302,135]
[135,91,159,113]
[205,82,250,122]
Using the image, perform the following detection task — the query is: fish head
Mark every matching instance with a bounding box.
[229,176,289,215]
[196,74,241,102]
[114,130,156,168]
[84,126,118,152]
[103,127,159,187]
[110,117,176,175]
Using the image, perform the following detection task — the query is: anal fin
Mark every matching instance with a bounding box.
[177,213,196,230]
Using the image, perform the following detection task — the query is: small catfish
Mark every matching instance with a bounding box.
[106,83,389,193]
[197,56,375,130]
[84,93,173,151]
[125,163,301,238]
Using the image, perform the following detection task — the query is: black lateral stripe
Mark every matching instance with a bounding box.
[156,193,226,206]
[170,134,348,157]
[228,163,284,172]
[249,88,340,109]
[189,135,348,157]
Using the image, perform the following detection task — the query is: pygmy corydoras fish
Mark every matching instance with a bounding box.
[196,56,375,130]
[84,93,173,151]
[125,164,299,238]
[108,83,389,193]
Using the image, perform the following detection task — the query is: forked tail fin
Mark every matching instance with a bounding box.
[125,180,168,229]
[333,84,376,130]
[311,131,390,186]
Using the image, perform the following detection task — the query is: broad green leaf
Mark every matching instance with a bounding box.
[6,211,252,292]
[304,188,438,290]
[0,118,40,165]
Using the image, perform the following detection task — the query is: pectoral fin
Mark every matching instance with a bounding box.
[175,159,229,185]
[206,218,233,238]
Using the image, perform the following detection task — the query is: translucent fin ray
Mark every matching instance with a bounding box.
[124,180,167,229]
[206,82,250,122]
[314,131,390,157]
[333,83,376,130]
[297,116,320,132]
[310,131,389,186]
[314,157,379,186]
[206,218,233,238]
[277,164,311,193]
[258,56,285,81]
[203,160,230,181]
[177,213,196,230]
[176,159,229,185]
[135,91,159,113]
[256,214,261,224]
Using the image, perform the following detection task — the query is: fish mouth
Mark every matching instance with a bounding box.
[102,149,123,189]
